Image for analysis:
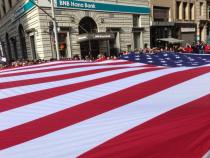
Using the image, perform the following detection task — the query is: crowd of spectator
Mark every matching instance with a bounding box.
[182,41,210,54]
[0,57,50,69]
[1,41,210,69]
[120,41,210,55]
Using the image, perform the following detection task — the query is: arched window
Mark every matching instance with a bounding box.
[78,17,99,59]
[78,16,97,34]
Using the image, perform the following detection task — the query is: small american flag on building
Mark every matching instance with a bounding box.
[0,59,210,158]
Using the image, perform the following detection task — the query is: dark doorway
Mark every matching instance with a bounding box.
[78,17,99,59]
[30,35,37,60]
[58,33,67,58]
[19,25,28,59]
[10,37,18,59]
[5,33,12,62]
[109,33,119,57]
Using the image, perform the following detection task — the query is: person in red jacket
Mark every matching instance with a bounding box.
[96,54,107,62]
[184,44,193,53]
[204,44,210,54]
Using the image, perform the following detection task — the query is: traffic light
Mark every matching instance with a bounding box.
[49,21,54,32]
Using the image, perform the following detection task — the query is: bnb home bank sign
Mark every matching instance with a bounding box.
[57,0,150,14]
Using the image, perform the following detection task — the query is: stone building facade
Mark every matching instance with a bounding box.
[0,0,150,61]
[150,0,208,47]
[206,0,210,44]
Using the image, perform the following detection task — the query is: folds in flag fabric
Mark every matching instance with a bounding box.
[0,60,210,158]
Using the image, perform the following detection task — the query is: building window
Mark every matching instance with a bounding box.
[2,6,6,14]
[153,6,169,22]
[183,2,187,20]
[200,2,204,16]
[18,25,28,59]
[208,6,210,19]
[9,0,12,8]
[2,0,6,14]
[133,15,140,27]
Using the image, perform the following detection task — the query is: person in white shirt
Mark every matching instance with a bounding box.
[0,56,7,67]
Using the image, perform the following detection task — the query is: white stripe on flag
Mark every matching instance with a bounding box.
[1,73,209,158]
[0,60,131,75]
[0,67,146,99]
[202,151,210,158]
[0,61,65,73]
[0,60,130,75]
[0,62,87,75]
[0,67,190,131]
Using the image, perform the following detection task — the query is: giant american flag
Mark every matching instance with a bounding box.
[0,59,210,158]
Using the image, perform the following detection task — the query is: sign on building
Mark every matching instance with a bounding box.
[181,28,196,33]
[56,0,150,14]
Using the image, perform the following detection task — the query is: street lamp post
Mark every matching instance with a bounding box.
[51,0,60,60]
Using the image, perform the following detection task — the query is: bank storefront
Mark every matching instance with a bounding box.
[0,0,150,61]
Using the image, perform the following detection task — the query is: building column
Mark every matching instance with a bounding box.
[115,32,121,54]
[201,24,207,42]
[140,31,144,48]
[0,42,4,56]
[197,22,200,42]
[107,40,110,57]
[191,4,195,20]
[169,8,172,22]
[179,2,183,20]
[186,3,190,20]
[67,32,72,58]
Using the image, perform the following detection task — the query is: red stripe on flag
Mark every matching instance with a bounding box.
[0,66,140,89]
[1,66,209,150]
[0,67,161,112]
[80,94,210,158]
[0,61,134,78]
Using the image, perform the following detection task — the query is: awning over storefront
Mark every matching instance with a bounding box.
[157,38,184,44]
[132,27,145,32]
[77,33,115,42]
[106,27,122,32]
[152,21,175,26]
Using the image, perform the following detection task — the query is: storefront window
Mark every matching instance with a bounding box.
[134,32,141,49]
[133,15,140,27]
